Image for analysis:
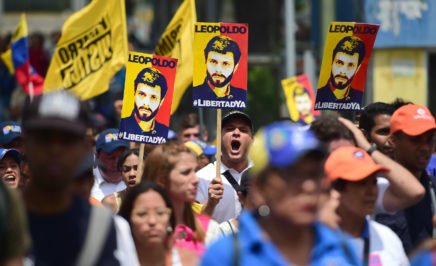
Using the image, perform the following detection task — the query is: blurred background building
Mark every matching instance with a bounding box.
[0,0,434,136]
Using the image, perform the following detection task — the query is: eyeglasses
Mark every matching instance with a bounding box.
[122,165,138,173]
[132,207,172,222]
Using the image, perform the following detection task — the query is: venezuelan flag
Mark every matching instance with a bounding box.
[0,14,43,96]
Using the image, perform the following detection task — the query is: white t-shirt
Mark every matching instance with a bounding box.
[91,168,126,201]
[196,161,252,223]
[374,177,392,215]
[351,218,409,266]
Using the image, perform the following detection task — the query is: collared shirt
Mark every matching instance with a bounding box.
[201,211,361,266]
[196,161,252,223]
[350,217,409,266]
[91,167,126,201]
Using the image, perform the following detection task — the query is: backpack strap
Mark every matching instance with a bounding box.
[223,171,240,192]
[75,205,113,266]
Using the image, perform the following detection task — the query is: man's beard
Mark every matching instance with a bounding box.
[207,71,234,88]
[134,104,159,122]
[330,74,354,90]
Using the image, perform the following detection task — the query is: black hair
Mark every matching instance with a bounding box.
[333,36,366,65]
[118,181,176,230]
[204,35,241,65]
[390,98,413,111]
[359,102,395,133]
[117,149,140,171]
[332,179,348,192]
[134,67,168,99]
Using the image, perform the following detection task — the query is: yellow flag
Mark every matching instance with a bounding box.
[44,0,128,100]
[155,0,197,114]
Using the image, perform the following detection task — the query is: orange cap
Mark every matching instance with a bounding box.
[390,104,436,136]
[325,146,388,182]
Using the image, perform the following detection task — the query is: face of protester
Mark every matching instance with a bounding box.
[134,83,162,122]
[198,154,211,170]
[180,126,201,142]
[0,156,21,188]
[294,93,312,117]
[338,174,378,218]
[222,118,252,165]
[24,129,86,191]
[369,114,393,157]
[206,51,237,87]
[98,147,127,183]
[259,154,324,226]
[130,190,172,247]
[392,130,436,174]
[122,154,140,188]
[330,52,360,91]
[168,152,198,203]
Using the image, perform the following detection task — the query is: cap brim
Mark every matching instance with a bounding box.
[24,118,85,136]
[401,124,436,136]
[0,134,21,145]
[222,113,253,132]
[0,149,21,163]
[99,142,129,153]
[342,165,388,182]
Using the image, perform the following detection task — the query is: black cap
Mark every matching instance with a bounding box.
[22,91,91,136]
[222,111,253,133]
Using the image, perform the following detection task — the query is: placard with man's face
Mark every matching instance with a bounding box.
[282,74,319,125]
[118,51,177,144]
[315,22,379,111]
[193,22,249,109]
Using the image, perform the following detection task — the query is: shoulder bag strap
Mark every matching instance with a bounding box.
[75,205,113,266]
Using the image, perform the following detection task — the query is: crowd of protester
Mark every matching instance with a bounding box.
[3,88,436,265]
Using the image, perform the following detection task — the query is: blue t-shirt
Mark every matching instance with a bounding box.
[26,195,120,266]
[411,250,433,265]
[201,211,361,266]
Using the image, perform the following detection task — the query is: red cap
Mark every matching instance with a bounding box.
[390,104,436,136]
[325,146,388,182]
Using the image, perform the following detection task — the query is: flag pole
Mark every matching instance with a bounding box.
[215,108,222,180]
[136,143,145,184]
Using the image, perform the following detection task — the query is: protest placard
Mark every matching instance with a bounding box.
[315,22,379,111]
[118,51,177,145]
[192,22,248,109]
[282,74,319,125]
